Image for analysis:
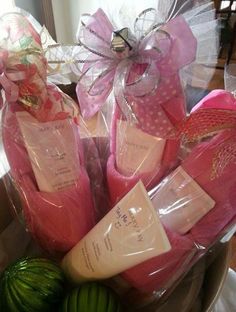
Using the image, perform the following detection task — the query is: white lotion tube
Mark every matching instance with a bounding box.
[62,181,171,283]
[16,111,80,192]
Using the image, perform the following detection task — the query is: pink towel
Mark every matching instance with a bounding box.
[187,90,236,246]
[121,227,195,293]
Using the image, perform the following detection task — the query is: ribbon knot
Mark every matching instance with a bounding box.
[111,28,136,59]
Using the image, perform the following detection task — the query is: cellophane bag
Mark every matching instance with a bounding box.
[0,12,108,258]
[49,0,236,308]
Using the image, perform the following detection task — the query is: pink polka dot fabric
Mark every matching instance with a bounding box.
[127,64,184,137]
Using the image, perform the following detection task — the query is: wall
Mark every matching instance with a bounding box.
[51,0,72,43]
[52,0,100,43]
[69,0,99,42]
[14,0,181,43]
[51,0,162,43]
[15,0,43,24]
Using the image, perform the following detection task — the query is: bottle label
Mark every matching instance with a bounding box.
[17,111,80,192]
[116,120,166,176]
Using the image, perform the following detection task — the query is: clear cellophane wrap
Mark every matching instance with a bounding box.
[1,1,236,311]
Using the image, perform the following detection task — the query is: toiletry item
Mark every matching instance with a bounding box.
[182,130,236,246]
[105,13,197,204]
[120,89,236,293]
[107,106,181,206]
[3,101,95,255]
[152,166,216,235]
[116,120,166,176]
[62,181,171,283]
[74,10,197,207]
[16,111,80,193]
[0,13,96,255]
[186,89,236,246]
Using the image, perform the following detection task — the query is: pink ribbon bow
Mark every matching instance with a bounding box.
[77,8,197,126]
[0,50,19,108]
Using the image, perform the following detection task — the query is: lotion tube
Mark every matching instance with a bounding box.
[62,181,171,283]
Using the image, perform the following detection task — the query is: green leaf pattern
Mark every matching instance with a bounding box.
[19,36,33,50]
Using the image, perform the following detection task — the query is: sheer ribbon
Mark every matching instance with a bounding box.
[76,8,197,122]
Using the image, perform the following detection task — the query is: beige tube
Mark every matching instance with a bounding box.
[62,181,171,283]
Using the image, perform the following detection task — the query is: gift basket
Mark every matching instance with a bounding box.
[0,1,236,311]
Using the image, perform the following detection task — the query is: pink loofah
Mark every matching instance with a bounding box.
[186,90,236,246]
